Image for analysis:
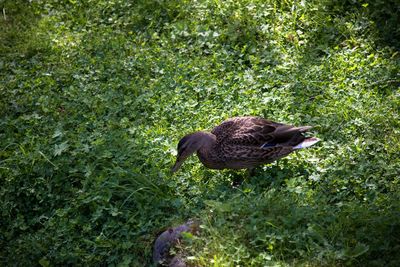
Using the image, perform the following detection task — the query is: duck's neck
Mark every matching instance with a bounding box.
[195,131,216,151]
[194,132,217,168]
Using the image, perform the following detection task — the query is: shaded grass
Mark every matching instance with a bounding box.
[193,189,400,266]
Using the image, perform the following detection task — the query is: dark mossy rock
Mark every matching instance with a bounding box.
[153,220,199,266]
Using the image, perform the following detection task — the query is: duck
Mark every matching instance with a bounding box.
[171,116,319,172]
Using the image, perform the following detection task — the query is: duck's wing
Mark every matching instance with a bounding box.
[212,116,308,147]
[211,117,275,146]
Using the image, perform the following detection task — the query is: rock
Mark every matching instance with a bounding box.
[169,255,186,267]
[153,219,199,266]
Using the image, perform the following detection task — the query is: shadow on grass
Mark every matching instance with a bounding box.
[198,156,400,265]
[326,0,400,51]
[200,187,400,266]
[296,0,399,93]
[0,0,48,57]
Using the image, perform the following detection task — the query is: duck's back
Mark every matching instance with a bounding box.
[204,116,314,169]
[211,116,302,147]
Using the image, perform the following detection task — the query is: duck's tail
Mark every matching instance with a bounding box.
[293,137,320,149]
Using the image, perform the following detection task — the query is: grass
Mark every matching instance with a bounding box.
[1,0,399,266]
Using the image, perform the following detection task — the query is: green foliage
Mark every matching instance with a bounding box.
[1,0,399,266]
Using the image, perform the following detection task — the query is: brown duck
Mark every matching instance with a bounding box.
[172,116,319,172]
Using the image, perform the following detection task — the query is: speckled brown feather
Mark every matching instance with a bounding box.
[172,116,319,171]
[211,117,308,147]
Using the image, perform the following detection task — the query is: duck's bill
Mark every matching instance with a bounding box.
[171,161,183,173]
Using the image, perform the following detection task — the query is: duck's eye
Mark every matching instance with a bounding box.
[178,136,190,150]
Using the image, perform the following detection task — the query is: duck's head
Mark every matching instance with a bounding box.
[171,131,215,173]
